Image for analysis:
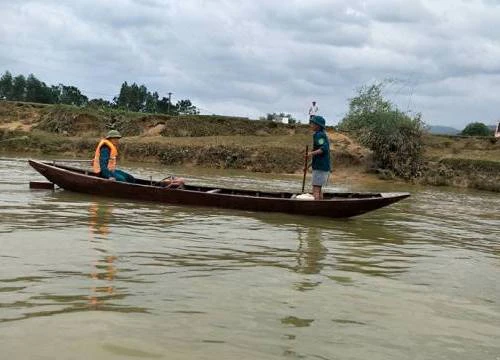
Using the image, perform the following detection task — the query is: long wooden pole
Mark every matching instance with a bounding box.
[301,145,308,193]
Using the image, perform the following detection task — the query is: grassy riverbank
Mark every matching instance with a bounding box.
[0,101,369,174]
[420,135,500,191]
[1,100,499,191]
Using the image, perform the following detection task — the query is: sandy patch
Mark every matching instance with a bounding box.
[143,124,166,136]
[0,121,33,131]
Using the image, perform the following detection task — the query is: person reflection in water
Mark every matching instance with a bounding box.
[88,202,116,308]
[89,201,112,236]
[295,227,327,291]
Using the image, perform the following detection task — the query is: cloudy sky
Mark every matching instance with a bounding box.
[1,0,499,128]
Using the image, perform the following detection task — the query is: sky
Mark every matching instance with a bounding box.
[1,0,499,129]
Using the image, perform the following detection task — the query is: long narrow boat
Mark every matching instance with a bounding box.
[28,160,410,218]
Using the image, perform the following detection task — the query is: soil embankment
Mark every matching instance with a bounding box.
[1,101,499,191]
[420,134,500,191]
[0,101,369,175]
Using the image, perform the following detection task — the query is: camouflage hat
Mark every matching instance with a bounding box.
[106,130,122,139]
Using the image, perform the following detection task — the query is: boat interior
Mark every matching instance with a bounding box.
[43,161,383,200]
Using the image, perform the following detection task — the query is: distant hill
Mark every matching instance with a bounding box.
[427,125,460,135]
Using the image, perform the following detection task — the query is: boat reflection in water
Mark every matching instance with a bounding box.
[87,201,117,309]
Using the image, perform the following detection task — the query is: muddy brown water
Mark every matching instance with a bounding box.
[0,157,499,359]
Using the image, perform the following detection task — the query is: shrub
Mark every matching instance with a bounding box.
[461,122,493,137]
[338,82,425,179]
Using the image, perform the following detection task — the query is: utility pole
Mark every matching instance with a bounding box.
[167,92,172,115]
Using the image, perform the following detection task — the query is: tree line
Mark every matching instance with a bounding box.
[0,70,199,115]
[260,112,298,124]
[460,122,496,137]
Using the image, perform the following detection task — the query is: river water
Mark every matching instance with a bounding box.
[0,157,499,359]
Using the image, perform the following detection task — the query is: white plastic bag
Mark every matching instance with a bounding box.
[295,193,315,200]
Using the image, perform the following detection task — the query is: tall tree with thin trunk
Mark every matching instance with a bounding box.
[0,71,13,99]
[11,75,27,101]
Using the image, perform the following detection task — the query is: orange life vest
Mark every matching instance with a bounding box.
[93,139,118,173]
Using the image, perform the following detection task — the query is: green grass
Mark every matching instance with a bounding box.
[440,158,500,174]
[424,134,500,162]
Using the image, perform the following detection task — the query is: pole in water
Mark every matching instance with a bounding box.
[29,181,54,190]
[301,145,308,193]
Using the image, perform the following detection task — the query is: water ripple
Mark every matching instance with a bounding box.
[1,157,499,359]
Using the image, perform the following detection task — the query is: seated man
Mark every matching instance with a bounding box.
[93,130,135,183]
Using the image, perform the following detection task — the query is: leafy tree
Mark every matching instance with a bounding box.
[339,83,392,131]
[338,82,425,179]
[264,112,297,124]
[114,81,131,110]
[59,85,88,106]
[157,96,174,114]
[115,82,149,112]
[144,91,159,113]
[461,122,493,137]
[113,81,200,115]
[25,74,41,102]
[88,98,113,108]
[0,70,201,115]
[131,84,148,112]
[0,71,13,99]
[176,99,199,115]
[49,84,88,106]
[266,113,275,121]
[11,75,27,101]
[25,74,54,103]
[115,82,125,105]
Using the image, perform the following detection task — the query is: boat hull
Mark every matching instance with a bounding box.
[28,160,410,218]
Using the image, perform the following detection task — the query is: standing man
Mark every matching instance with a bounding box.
[307,116,331,200]
[308,101,319,120]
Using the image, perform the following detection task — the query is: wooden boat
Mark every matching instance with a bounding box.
[28,160,410,218]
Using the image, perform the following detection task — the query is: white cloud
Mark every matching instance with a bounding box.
[0,0,499,128]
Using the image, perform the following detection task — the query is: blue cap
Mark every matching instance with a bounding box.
[310,115,326,129]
